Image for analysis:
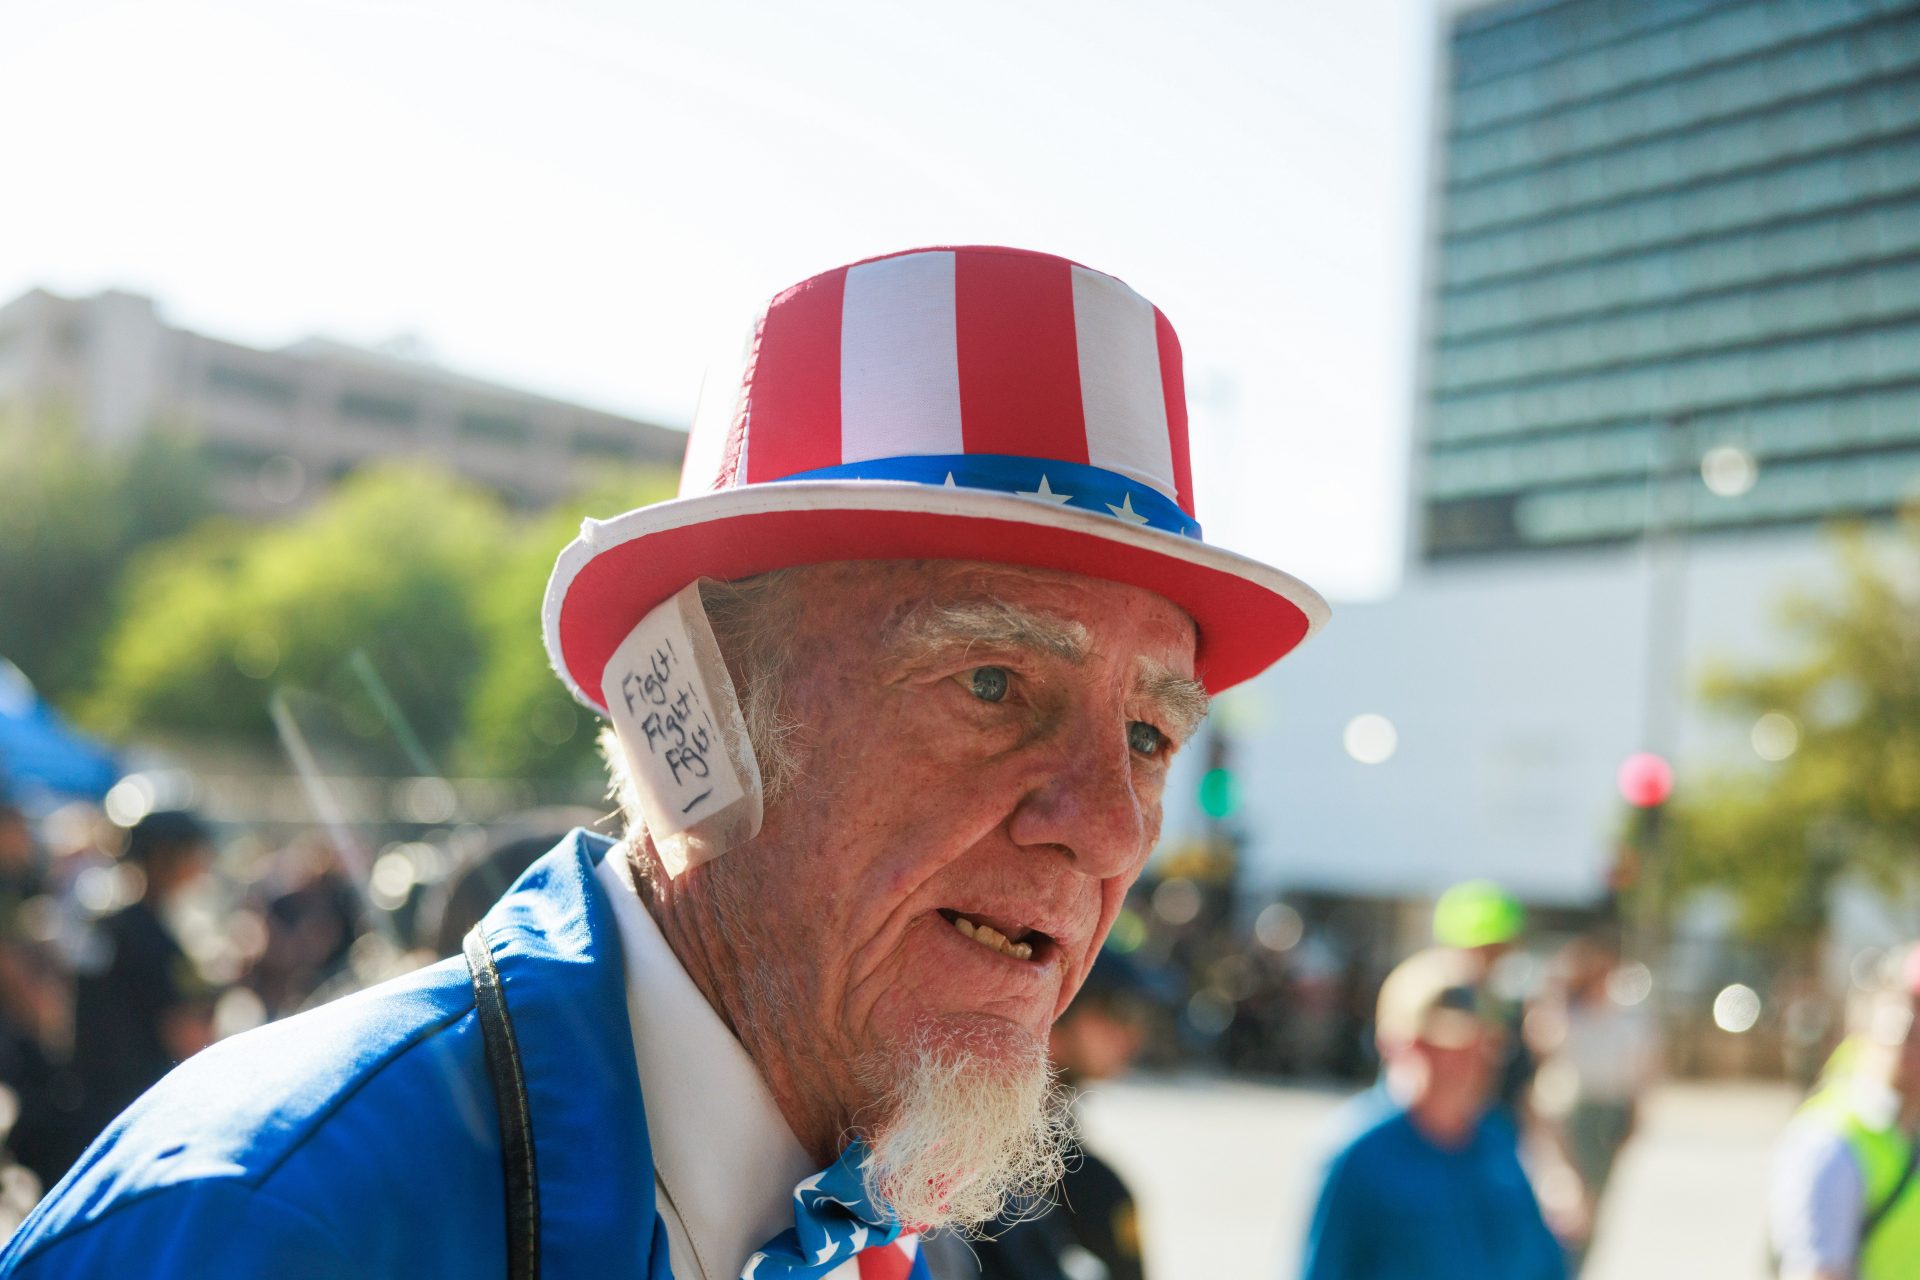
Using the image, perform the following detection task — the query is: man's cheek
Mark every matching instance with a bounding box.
[1128,808,1161,868]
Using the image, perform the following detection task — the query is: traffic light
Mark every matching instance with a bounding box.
[1617,751,1672,862]
[1198,730,1238,820]
[1616,752,1673,808]
[1198,766,1238,820]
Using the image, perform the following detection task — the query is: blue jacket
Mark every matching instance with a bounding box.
[1301,1086,1565,1280]
[0,831,678,1278]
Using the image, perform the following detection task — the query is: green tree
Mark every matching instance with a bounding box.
[459,468,678,784]
[82,465,508,762]
[1668,514,1920,947]
[0,411,212,703]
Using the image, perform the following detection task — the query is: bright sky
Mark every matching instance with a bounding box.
[3,0,1439,600]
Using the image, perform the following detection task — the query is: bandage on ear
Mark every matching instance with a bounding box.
[599,580,763,876]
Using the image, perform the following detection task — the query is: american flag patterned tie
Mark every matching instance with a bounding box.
[741,1142,930,1280]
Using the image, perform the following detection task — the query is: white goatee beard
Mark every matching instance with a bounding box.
[855,1021,1072,1237]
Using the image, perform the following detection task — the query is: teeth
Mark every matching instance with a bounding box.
[950,914,1034,961]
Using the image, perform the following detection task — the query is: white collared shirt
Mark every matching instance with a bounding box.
[594,850,819,1280]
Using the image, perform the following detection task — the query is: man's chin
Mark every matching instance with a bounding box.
[902,1010,1047,1069]
[853,1017,1068,1236]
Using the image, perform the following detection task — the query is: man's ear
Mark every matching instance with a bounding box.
[600,579,763,876]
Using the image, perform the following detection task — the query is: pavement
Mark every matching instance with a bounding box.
[1077,1075,1799,1280]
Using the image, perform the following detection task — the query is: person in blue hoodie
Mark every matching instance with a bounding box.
[1302,947,1565,1280]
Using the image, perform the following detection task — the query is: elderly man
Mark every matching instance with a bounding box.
[0,246,1326,1278]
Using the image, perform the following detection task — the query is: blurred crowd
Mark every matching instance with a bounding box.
[0,794,1913,1279]
[0,801,338,1219]
[0,795,589,1235]
[1109,872,1917,1279]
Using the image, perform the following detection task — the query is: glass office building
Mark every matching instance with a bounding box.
[1421,0,1920,558]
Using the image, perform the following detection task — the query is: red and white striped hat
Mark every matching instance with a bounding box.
[544,246,1327,714]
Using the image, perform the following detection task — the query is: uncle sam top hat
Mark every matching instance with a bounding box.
[544,245,1328,715]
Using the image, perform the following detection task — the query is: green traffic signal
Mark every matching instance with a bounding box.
[1198,766,1238,819]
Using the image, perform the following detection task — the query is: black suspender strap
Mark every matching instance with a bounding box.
[464,923,541,1280]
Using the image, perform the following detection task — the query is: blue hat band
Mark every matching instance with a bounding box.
[778,453,1202,540]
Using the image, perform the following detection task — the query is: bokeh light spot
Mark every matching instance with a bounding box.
[1151,877,1202,926]
[1751,711,1800,762]
[1712,983,1761,1034]
[1255,902,1304,952]
[1700,444,1758,497]
[1343,713,1398,764]
[1607,961,1654,1007]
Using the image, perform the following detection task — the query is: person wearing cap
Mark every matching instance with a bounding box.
[1432,883,1589,1253]
[1432,880,1536,1127]
[1301,948,1565,1280]
[0,247,1328,1280]
[1769,945,1920,1280]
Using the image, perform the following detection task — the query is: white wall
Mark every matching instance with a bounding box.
[1167,527,1844,905]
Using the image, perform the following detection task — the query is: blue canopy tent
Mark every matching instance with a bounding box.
[0,659,119,805]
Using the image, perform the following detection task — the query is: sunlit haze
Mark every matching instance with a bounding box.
[2,0,1438,599]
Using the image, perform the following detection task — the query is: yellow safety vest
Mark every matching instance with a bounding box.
[1798,1084,1920,1279]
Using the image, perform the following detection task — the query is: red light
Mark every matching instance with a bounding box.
[1617,752,1674,808]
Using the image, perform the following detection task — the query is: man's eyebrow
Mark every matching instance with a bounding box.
[889,600,1207,738]
[1137,658,1211,742]
[889,599,1089,663]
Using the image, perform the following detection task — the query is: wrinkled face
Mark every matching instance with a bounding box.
[703,560,1202,1121]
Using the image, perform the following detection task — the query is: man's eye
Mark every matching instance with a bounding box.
[968,666,1011,703]
[1127,721,1167,756]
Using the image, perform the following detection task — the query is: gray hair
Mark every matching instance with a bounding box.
[601,570,802,843]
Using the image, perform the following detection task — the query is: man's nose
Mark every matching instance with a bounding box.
[1005,729,1152,880]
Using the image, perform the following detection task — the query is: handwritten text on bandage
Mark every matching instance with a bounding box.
[614,640,721,802]
[618,638,721,810]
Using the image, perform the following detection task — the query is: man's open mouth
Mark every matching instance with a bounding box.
[937,909,1053,962]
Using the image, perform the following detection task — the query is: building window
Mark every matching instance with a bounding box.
[1447,20,1920,187]
[1425,494,1522,555]
[458,409,532,445]
[1450,0,1866,136]
[207,363,297,406]
[573,430,634,459]
[1442,133,1920,290]
[338,390,418,429]
[1448,75,1920,240]
[201,441,278,471]
[1440,198,1920,343]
